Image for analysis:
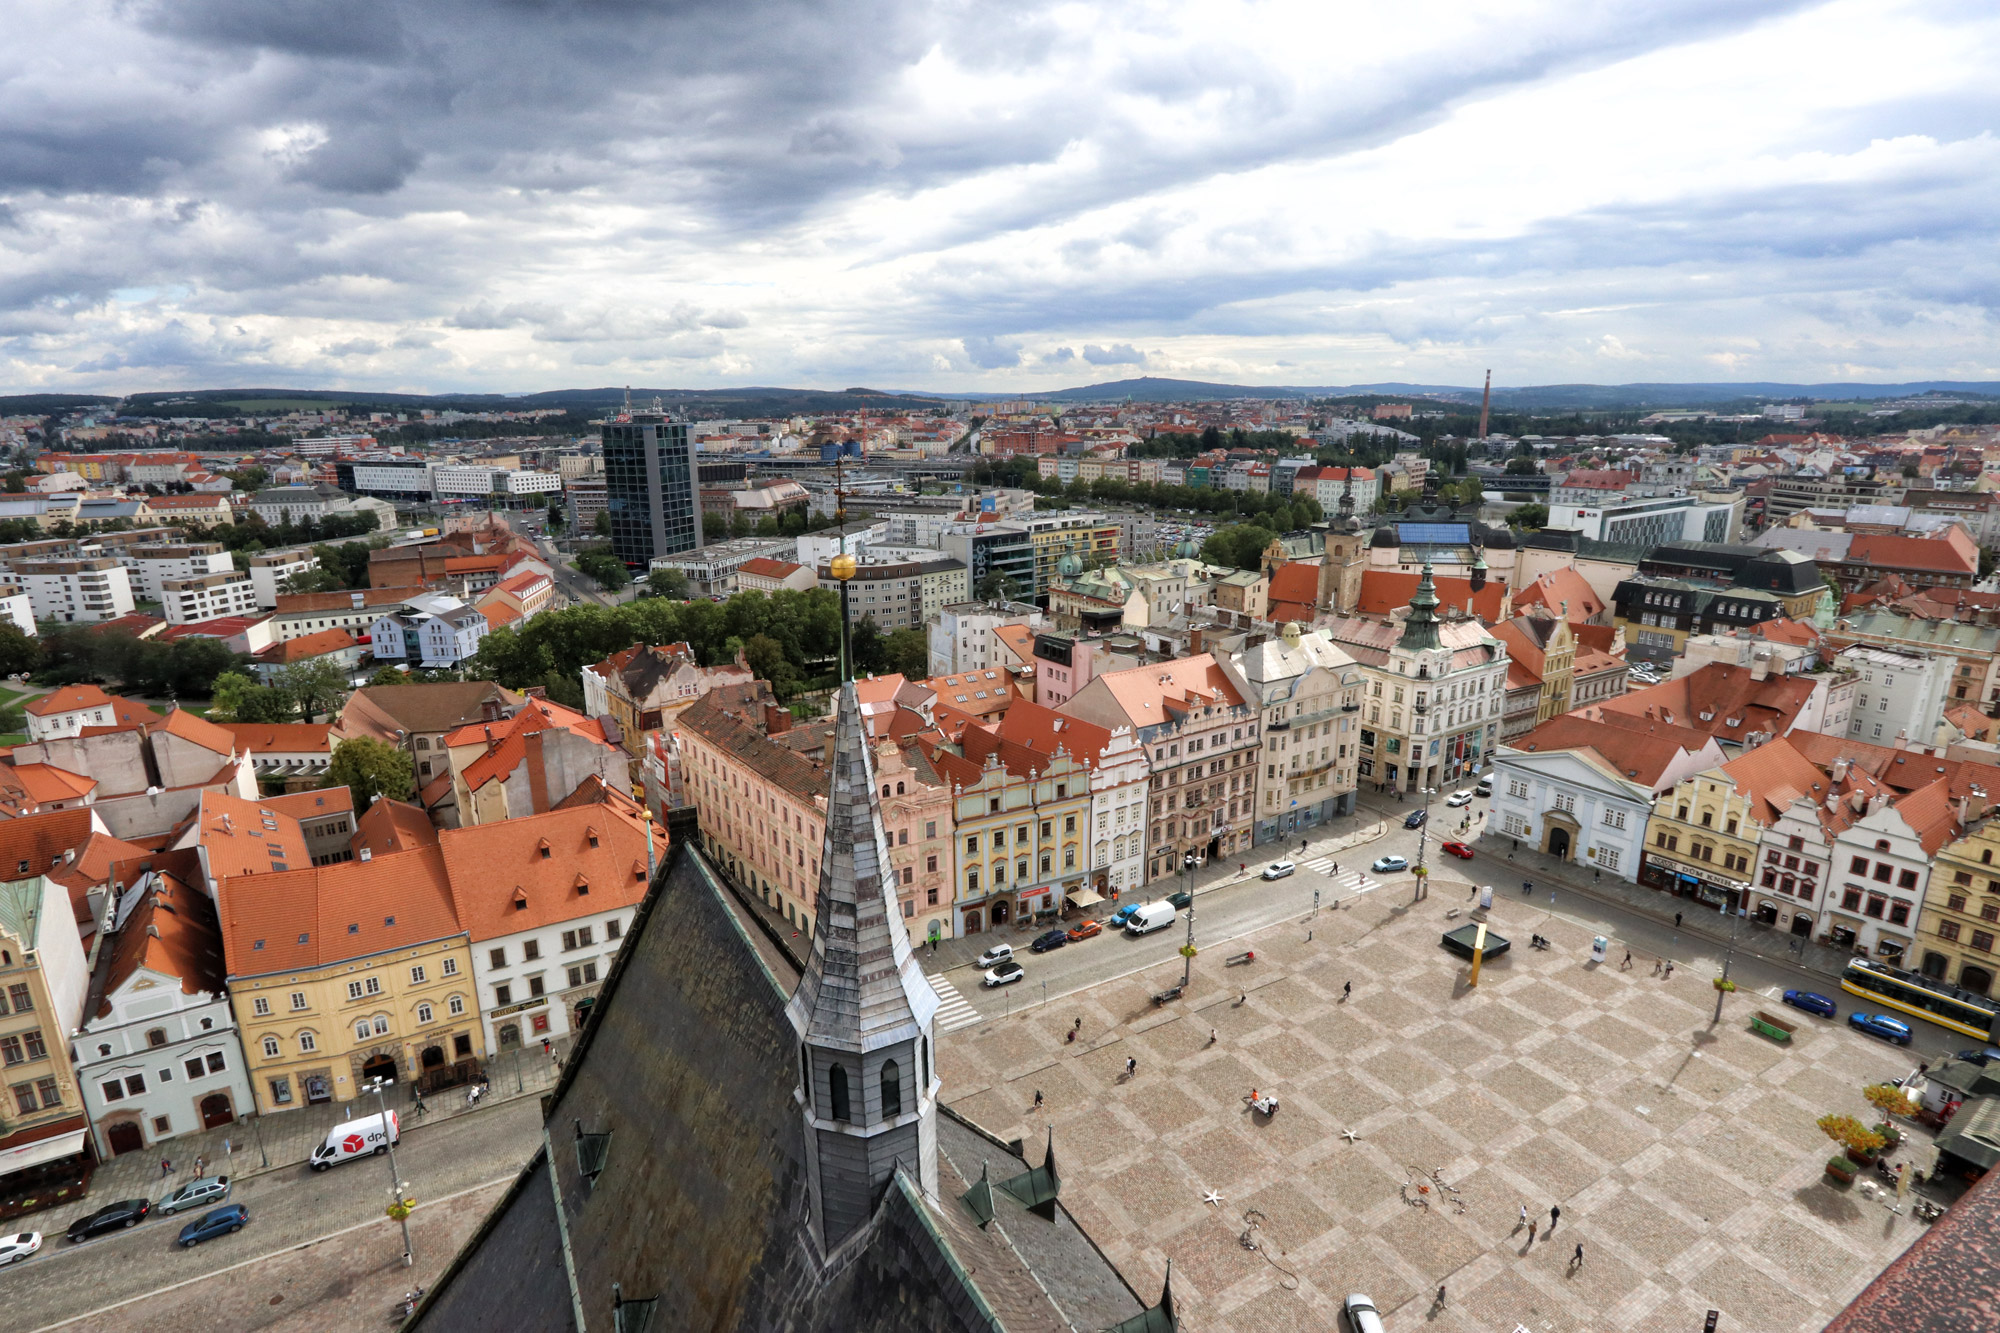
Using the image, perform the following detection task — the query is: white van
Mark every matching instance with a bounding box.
[1474,772,1495,797]
[1124,902,1177,936]
[309,1110,400,1171]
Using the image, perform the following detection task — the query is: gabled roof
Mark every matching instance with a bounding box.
[1514,567,1606,621]
[1717,736,1838,825]
[350,798,439,858]
[252,627,359,664]
[736,557,804,579]
[0,808,99,884]
[1596,663,1821,744]
[1356,570,1508,621]
[25,684,114,718]
[340,681,515,737]
[1071,653,1243,731]
[216,722,334,754]
[259,787,355,823]
[93,864,225,1019]
[218,844,460,978]
[148,705,241,756]
[190,791,312,882]
[1264,563,1320,618]
[437,804,659,943]
[1511,714,1711,788]
[994,699,1114,768]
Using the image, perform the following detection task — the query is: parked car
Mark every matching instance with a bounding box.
[1066,920,1102,941]
[1956,1047,2000,1066]
[1440,841,1474,860]
[1782,989,1837,1019]
[1029,928,1068,954]
[1166,890,1193,910]
[975,944,1014,969]
[0,1232,40,1267]
[1371,855,1409,873]
[1261,861,1296,880]
[158,1175,231,1217]
[1343,1292,1387,1333]
[982,960,1024,988]
[66,1199,151,1243]
[1109,903,1143,929]
[176,1205,249,1249]
[1403,809,1427,829]
[1445,790,1474,807]
[1848,1012,1913,1046]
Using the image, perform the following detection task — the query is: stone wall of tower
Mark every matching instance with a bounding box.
[1319,532,1367,615]
[805,1029,937,1246]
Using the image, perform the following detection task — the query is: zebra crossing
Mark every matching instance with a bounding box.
[1303,859,1381,896]
[927,974,984,1033]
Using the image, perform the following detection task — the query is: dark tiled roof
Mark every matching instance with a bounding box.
[677,686,827,806]
[1824,1146,2000,1332]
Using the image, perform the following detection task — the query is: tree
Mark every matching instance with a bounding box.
[850,615,887,676]
[1201,522,1278,571]
[1507,503,1548,531]
[208,670,260,722]
[165,637,241,700]
[975,572,1020,602]
[0,624,41,678]
[279,656,352,720]
[575,549,630,591]
[647,567,690,600]
[324,737,415,807]
[1504,456,1539,475]
[368,665,410,688]
[740,632,801,697]
[883,628,929,680]
[593,510,611,537]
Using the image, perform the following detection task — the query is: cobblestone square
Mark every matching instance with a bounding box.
[941,884,1937,1331]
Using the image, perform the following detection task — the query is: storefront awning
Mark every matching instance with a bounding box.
[1064,887,1104,908]
[0,1124,88,1175]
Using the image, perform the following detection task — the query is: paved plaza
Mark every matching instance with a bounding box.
[938,875,1936,1332]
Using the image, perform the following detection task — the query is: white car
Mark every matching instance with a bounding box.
[1261,861,1296,880]
[982,960,1024,987]
[0,1231,41,1266]
[1343,1292,1386,1333]
[1445,790,1474,807]
[975,944,1013,969]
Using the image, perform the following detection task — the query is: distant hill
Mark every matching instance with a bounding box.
[952,376,2000,409]
[110,384,947,418]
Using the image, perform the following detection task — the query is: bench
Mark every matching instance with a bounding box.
[1750,1011,1796,1043]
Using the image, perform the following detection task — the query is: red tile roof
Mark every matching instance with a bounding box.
[94,865,225,1018]
[350,798,438,858]
[1512,714,1713,788]
[1596,663,1821,743]
[0,808,98,883]
[1265,563,1320,618]
[259,787,354,823]
[25,684,114,718]
[218,844,460,977]
[736,557,804,579]
[1848,532,1978,576]
[216,722,334,754]
[252,628,359,664]
[1356,570,1508,621]
[437,804,658,943]
[1514,568,1605,621]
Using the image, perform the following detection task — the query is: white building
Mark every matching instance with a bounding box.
[926,601,1044,676]
[160,571,261,626]
[249,487,332,526]
[73,869,256,1158]
[246,549,320,608]
[0,583,33,636]
[1489,745,1661,882]
[16,557,135,624]
[1841,645,1953,749]
[1223,628,1365,846]
[431,467,564,501]
[124,543,237,602]
[370,594,489,668]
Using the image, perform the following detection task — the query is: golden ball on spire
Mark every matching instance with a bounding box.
[829,553,858,582]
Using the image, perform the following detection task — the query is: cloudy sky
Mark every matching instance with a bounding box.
[3,0,1997,396]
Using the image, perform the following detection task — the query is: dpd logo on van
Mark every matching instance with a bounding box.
[342,1134,366,1154]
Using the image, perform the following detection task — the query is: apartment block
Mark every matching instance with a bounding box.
[123,543,236,601]
[246,549,319,607]
[160,571,261,626]
[16,557,136,625]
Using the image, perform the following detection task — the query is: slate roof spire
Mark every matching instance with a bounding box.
[1399,558,1443,653]
[785,678,942,1249]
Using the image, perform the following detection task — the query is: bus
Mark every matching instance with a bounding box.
[1839,958,2000,1040]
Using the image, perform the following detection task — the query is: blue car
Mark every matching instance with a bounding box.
[1404,809,1428,829]
[177,1204,248,1248]
[1848,1012,1913,1047]
[1782,989,1837,1018]
[1957,1048,2000,1067]
[1109,903,1142,929]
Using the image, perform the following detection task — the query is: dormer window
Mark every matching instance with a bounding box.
[538,839,552,859]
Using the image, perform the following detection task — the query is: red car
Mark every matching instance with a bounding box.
[1440,841,1475,860]
[1067,920,1103,941]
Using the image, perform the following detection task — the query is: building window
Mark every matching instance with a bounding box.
[489,948,507,968]
[1602,809,1626,829]
[8,984,31,1012]
[269,1077,293,1105]
[410,965,427,985]
[1889,902,1911,926]
[495,984,512,1007]
[1598,848,1621,871]
[442,957,457,976]
[298,1032,317,1053]
[10,1084,34,1115]
[253,997,271,1017]
[290,992,307,1010]
[1976,931,1997,954]
[449,995,465,1016]
[0,1036,19,1066]
[1843,887,1863,911]
[1942,921,1964,942]
[262,1035,281,1057]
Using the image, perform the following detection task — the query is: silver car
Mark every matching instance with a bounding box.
[158,1175,231,1216]
[1343,1292,1386,1333]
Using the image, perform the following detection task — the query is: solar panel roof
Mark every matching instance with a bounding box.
[1397,523,1470,544]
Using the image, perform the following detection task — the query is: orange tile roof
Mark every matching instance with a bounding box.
[1717,735,1838,824]
[437,804,658,943]
[1074,652,1244,728]
[1891,775,1963,856]
[443,554,507,573]
[1848,532,1978,576]
[259,787,354,822]
[994,698,1114,767]
[482,603,521,629]
[190,791,312,882]
[216,722,334,754]
[1512,714,1711,787]
[48,829,152,926]
[218,844,460,977]
[252,627,359,664]
[9,763,97,804]
[735,557,803,579]
[1514,567,1606,621]
[1356,570,1508,621]
[1265,563,1320,615]
[992,623,1037,665]
[25,684,114,718]
[350,798,438,858]
[493,570,548,596]
[1596,663,1820,743]
[94,864,225,1018]
[150,705,241,756]
[0,807,99,890]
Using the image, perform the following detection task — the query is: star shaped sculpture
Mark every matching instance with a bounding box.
[1202,1189,1224,1207]
[1341,1129,1360,1143]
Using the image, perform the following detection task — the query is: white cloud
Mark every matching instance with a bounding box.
[1,0,1998,392]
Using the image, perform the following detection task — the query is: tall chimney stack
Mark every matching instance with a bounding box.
[1478,369,1492,441]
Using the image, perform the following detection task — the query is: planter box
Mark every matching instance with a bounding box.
[1825,1158,1856,1186]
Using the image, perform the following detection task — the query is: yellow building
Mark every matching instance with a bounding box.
[1639,766,1763,910]
[220,847,483,1114]
[1919,817,2000,998]
[0,876,91,1187]
[1026,514,1119,596]
[927,732,1091,935]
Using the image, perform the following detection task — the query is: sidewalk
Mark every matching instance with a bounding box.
[49,1036,570,1228]
[1470,827,1857,978]
[921,812,1391,976]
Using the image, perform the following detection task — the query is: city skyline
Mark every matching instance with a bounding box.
[4,0,1998,395]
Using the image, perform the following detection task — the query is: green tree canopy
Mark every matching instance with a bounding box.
[575,548,630,591]
[0,623,41,678]
[278,655,352,721]
[1507,503,1548,531]
[324,737,415,808]
[647,567,690,600]
[1201,523,1278,571]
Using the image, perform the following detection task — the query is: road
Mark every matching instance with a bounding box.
[931,798,1970,1063]
[4,1097,543,1331]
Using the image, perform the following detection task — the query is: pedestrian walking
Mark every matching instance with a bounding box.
[1621,948,1631,970]
[1208,1027,1217,1046]
[541,1037,552,1057]
[1435,1283,1447,1310]
[1342,981,1352,1002]
[193,1154,205,1178]
[412,1088,427,1117]
[160,1157,173,1180]
[1125,1056,1137,1078]
[1674,912,1682,929]
[1033,1089,1044,1109]
[1594,868,1600,881]
[1664,961,1674,979]
[1518,1203,1529,1227]
[1572,1242,1584,1268]
[1528,1219,1537,1243]
[1549,1204,1561,1230]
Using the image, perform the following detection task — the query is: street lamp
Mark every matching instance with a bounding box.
[1411,786,1439,901]
[1712,882,1749,1024]
[364,1076,415,1268]
[1180,852,1197,989]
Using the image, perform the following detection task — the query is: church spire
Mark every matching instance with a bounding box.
[786,680,941,1251]
[1337,469,1359,533]
[1399,558,1442,652]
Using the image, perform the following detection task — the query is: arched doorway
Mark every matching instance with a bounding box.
[419,1045,446,1070]
[361,1054,398,1084]
[574,998,596,1030]
[106,1121,144,1156]
[991,899,1010,926]
[963,910,982,934]
[498,1024,521,1050]
[200,1093,234,1130]
[1547,827,1571,860]
[1922,951,1949,978]
[1964,965,1995,997]
[1757,901,1778,925]
[1791,913,1813,938]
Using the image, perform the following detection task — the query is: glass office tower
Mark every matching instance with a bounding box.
[602,415,702,568]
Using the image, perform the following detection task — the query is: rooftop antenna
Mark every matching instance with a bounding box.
[1477,370,1492,442]
[622,385,631,418]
